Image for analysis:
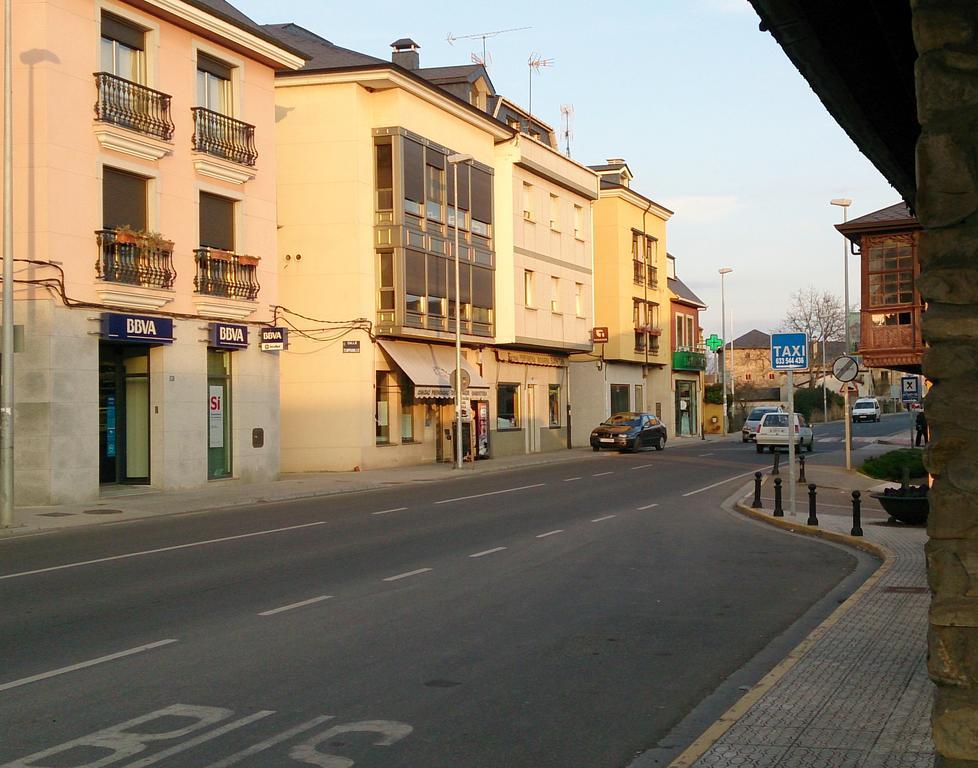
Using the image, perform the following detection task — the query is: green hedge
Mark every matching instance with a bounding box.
[793,387,844,421]
[860,449,927,481]
[705,383,724,405]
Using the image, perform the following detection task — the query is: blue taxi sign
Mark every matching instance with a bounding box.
[771,332,809,370]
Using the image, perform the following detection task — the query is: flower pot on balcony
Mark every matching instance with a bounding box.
[113,225,140,245]
[207,248,234,262]
[236,254,260,267]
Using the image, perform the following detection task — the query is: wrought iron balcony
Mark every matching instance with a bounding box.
[673,347,707,371]
[94,73,175,142]
[194,248,260,301]
[191,107,258,166]
[95,229,176,289]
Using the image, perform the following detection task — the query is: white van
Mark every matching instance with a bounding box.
[755,412,814,453]
[851,398,882,423]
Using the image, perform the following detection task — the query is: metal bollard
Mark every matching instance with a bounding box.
[807,483,818,526]
[851,490,863,537]
[752,471,763,508]
[797,454,807,483]
[773,477,784,517]
[772,452,780,476]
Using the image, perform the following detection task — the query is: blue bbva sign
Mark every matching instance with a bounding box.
[102,313,174,344]
[771,332,809,370]
[210,322,249,350]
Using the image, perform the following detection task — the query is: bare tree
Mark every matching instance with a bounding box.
[779,288,846,387]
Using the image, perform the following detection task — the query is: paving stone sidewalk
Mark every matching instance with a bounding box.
[670,465,934,768]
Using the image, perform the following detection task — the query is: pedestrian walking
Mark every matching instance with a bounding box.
[915,409,928,446]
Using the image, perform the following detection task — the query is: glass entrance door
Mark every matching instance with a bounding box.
[207,349,232,479]
[675,380,697,437]
[99,343,150,484]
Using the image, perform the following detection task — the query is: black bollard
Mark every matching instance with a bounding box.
[773,477,784,517]
[751,471,763,508]
[851,490,863,537]
[807,483,818,526]
[797,454,807,484]
[772,452,780,476]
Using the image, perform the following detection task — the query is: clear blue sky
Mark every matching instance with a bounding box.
[235,0,899,342]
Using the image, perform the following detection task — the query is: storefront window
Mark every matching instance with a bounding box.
[207,349,232,479]
[497,383,519,429]
[400,375,415,442]
[548,384,560,427]
[610,384,630,415]
[376,371,391,444]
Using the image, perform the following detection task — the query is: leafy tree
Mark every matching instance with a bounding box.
[704,383,724,404]
[793,386,843,421]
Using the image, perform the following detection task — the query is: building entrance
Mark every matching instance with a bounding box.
[99,343,150,484]
[675,379,698,436]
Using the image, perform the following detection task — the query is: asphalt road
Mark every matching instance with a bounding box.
[0,439,878,767]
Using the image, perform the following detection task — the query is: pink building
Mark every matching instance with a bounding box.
[1,0,303,504]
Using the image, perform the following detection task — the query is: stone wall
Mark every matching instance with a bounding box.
[914,1,978,764]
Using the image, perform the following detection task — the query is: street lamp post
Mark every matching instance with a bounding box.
[448,153,473,470]
[2,0,14,528]
[831,198,852,469]
[719,267,733,434]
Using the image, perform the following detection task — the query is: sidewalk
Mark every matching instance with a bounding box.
[0,433,735,538]
[664,462,934,768]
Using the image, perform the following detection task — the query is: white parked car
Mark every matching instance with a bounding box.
[851,397,882,423]
[755,412,814,453]
[741,405,784,443]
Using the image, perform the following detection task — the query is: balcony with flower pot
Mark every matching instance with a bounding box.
[94,226,176,310]
[192,247,261,319]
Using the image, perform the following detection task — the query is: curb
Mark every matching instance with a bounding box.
[665,485,892,768]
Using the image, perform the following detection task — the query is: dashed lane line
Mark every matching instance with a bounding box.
[469,547,507,558]
[435,484,545,505]
[258,595,333,616]
[591,515,617,523]
[592,472,613,477]
[563,477,582,482]
[637,503,659,510]
[383,568,433,582]
[536,530,564,539]
[372,507,408,515]
[631,464,655,470]
[0,639,179,692]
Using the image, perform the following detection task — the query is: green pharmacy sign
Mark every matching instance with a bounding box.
[705,333,724,353]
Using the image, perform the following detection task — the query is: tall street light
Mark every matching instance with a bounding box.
[719,267,733,434]
[448,153,473,470]
[831,198,852,470]
[2,0,14,528]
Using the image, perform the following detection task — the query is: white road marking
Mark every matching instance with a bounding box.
[258,595,333,616]
[682,469,761,497]
[631,464,654,470]
[591,515,616,523]
[698,452,714,457]
[383,568,432,582]
[435,483,545,504]
[592,471,613,477]
[125,711,276,768]
[0,521,330,581]
[563,476,582,482]
[372,507,407,515]
[469,547,507,558]
[202,716,335,767]
[637,503,659,510]
[0,639,178,692]
[536,530,564,538]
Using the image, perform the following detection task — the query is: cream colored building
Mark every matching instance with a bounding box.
[268,28,513,471]
[2,0,303,504]
[570,160,673,443]
[483,98,597,457]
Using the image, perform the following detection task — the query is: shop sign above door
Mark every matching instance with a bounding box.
[210,322,249,350]
[102,313,174,344]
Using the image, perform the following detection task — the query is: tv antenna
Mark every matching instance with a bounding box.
[560,104,574,158]
[446,26,531,69]
[527,53,553,116]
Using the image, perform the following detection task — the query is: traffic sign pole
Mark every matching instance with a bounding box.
[788,369,796,516]
[844,389,852,471]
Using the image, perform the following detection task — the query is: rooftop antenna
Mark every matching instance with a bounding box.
[560,104,574,158]
[527,53,553,116]
[446,26,531,70]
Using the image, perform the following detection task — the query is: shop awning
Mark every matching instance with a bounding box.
[378,339,490,400]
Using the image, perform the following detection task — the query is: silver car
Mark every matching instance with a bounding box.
[741,405,784,442]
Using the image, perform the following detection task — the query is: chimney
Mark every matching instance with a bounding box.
[391,38,420,70]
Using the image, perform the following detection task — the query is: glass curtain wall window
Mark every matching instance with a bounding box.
[425,151,445,222]
[446,155,469,229]
[101,14,145,82]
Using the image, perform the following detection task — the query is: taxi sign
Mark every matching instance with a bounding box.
[771,332,809,370]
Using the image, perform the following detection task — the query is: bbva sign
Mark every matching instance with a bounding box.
[210,323,249,350]
[103,313,174,344]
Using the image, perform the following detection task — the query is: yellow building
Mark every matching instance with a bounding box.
[570,160,673,442]
[1,0,302,504]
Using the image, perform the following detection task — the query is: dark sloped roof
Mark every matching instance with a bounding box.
[262,23,385,70]
[418,64,485,84]
[589,163,628,173]
[668,277,706,308]
[187,1,308,59]
[846,202,913,227]
[836,201,919,245]
[728,329,771,350]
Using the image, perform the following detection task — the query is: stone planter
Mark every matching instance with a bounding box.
[871,486,929,525]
